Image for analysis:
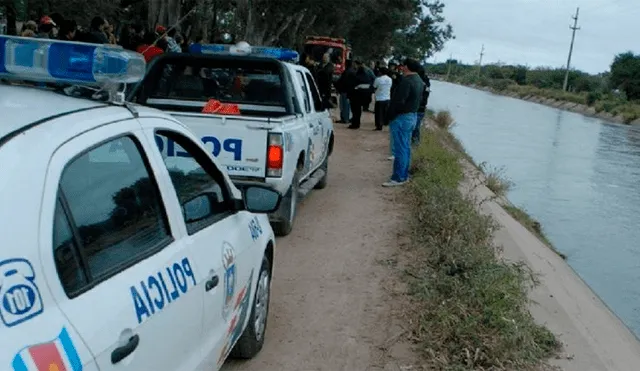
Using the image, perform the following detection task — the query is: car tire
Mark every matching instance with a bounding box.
[272,170,299,236]
[230,255,271,359]
[314,155,329,190]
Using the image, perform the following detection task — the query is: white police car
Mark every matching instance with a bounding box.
[0,36,280,371]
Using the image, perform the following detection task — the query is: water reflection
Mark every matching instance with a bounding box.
[428,80,640,337]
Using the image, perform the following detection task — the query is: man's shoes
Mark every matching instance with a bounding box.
[348,125,360,130]
[336,120,345,124]
[373,127,382,131]
[382,180,407,187]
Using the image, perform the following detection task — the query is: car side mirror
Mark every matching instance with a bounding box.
[242,185,282,213]
[182,192,217,223]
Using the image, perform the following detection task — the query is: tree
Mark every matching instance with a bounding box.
[389,0,454,61]
[610,52,640,100]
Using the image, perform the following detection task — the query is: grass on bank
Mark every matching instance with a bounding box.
[405,123,560,369]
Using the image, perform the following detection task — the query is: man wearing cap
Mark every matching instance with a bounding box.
[383,58,425,187]
[37,16,57,39]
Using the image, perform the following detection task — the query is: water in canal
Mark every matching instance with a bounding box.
[427,80,640,337]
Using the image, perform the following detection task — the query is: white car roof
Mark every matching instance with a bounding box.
[0,84,107,139]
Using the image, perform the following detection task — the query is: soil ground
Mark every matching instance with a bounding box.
[222,111,421,371]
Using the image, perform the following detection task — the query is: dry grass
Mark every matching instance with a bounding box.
[403,115,561,370]
[478,162,513,197]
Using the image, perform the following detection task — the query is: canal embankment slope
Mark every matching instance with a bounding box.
[431,77,640,125]
[445,119,640,370]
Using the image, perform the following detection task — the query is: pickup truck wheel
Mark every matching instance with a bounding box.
[314,156,329,189]
[272,171,299,236]
[231,255,271,359]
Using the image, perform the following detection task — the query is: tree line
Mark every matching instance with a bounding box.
[1,0,454,61]
[428,51,640,102]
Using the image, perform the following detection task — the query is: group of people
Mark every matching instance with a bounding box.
[335,58,431,187]
[18,14,188,63]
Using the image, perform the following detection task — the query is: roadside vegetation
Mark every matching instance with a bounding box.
[404,111,561,369]
[427,54,640,123]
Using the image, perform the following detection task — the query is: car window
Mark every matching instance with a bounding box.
[305,72,324,112]
[296,71,311,113]
[154,131,232,235]
[53,136,171,297]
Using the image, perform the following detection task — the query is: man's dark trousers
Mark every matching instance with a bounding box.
[349,97,363,128]
[374,100,390,130]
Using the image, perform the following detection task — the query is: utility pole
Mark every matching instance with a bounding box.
[477,44,485,78]
[562,7,580,92]
[446,53,453,80]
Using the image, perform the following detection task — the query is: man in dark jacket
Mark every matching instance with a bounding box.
[334,59,354,123]
[316,53,335,109]
[383,58,425,187]
[412,66,431,145]
[85,16,109,44]
[348,60,375,129]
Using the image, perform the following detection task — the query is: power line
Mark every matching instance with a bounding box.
[477,44,485,78]
[563,7,580,91]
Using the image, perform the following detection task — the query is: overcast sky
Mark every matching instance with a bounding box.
[432,0,639,74]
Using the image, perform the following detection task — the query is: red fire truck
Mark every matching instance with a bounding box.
[302,36,352,80]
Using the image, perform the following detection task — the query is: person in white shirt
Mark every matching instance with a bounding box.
[373,67,392,131]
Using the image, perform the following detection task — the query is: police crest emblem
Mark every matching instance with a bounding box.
[222,242,236,319]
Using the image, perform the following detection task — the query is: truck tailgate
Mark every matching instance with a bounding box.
[166,113,269,178]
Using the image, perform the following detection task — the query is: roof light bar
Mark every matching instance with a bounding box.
[0,36,146,86]
[189,42,300,63]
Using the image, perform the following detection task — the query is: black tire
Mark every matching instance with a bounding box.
[314,155,329,189]
[231,255,271,359]
[271,170,299,236]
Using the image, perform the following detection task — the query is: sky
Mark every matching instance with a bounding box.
[431,0,640,74]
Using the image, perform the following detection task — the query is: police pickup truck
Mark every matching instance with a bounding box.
[0,36,281,370]
[128,42,335,236]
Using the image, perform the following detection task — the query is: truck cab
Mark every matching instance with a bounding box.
[128,44,335,236]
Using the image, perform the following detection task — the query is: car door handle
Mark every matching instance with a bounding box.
[205,275,219,292]
[111,334,140,364]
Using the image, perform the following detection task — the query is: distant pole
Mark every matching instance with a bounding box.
[563,7,580,91]
[446,53,453,80]
[477,44,485,78]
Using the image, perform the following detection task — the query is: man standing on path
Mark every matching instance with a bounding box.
[383,58,425,187]
[373,67,392,131]
[348,60,375,130]
[335,59,354,124]
[412,66,431,145]
[316,53,335,109]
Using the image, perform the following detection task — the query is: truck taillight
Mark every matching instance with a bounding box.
[267,133,284,177]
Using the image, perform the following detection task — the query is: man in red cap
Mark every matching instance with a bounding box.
[37,16,57,39]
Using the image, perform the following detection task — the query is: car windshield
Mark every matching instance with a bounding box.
[303,44,344,65]
[141,58,285,107]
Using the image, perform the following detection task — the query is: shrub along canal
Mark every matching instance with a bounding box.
[428,80,640,338]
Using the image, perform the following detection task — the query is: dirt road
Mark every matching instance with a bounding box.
[223,113,418,371]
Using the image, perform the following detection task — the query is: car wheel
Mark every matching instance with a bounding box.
[272,170,299,236]
[230,255,271,359]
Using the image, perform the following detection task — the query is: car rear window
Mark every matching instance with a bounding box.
[140,57,285,109]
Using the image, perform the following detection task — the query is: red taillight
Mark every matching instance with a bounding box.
[267,133,284,177]
[267,145,283,170]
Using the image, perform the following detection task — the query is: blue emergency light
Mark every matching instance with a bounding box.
[189,42,300,63]
[0,36,146,85]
